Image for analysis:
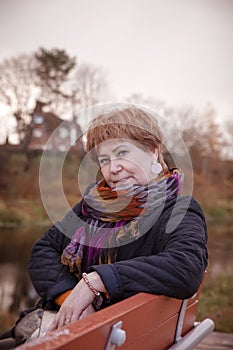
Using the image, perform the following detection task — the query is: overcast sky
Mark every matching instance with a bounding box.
[0,0,233,123]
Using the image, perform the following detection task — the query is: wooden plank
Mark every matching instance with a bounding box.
[17,291,201,350]
[121,315,179,350]
[194,332,233,350]
[17,294,182,350]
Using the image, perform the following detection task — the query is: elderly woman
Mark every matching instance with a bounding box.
[27,106,207,331]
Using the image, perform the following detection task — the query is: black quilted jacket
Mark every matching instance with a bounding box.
[28,195,208,308]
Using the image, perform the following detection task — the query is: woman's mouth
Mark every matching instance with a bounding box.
[111,177,134,189]
[113,177,130,184]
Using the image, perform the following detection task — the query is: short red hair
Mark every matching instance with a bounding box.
[85,106,168,172]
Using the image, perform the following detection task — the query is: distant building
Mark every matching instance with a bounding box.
[27,101,84,154]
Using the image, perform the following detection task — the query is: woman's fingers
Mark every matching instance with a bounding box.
[57,312,70,329]
[64,317,72,325]
[47,273,104,331]
[48,311,72,331]
[48,308,77,331]
[47,279,96,331]
[79,304,96,320]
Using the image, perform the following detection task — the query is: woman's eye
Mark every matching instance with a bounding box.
[117,150,128,157]
[99,158,109,166]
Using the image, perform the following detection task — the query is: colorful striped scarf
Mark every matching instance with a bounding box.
[61,169,183,276]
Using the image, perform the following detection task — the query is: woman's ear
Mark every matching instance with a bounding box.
[151,147,163,175]
[152,147,159,161]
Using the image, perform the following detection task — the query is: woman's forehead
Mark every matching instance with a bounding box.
[96,139,134,154]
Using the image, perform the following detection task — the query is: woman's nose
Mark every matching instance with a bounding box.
[109,158,122,173]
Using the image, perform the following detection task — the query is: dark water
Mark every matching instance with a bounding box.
[0,226,46,314]
[0,223,232,316]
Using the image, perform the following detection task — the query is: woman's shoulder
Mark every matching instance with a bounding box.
[165,195,204,214]
[177,195,206,217]
[160,195,207,234]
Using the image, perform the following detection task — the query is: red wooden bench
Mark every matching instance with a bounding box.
[17,284,214,350]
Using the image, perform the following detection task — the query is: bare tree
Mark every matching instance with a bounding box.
[125,94,226,173]
[126,93,165,114]
[0,49,110,142]
[34,50,108,121]
[222,118,233,159]
[202,105,225,158]
[72,63,108,109]
[36,62,109,122]
[0,54,38,143]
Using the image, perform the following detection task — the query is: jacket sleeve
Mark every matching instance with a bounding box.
[28,203,82,301]
[91,197,208,302]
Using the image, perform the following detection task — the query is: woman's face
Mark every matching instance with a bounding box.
[96,139,158,189]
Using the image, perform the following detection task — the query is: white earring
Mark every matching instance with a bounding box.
[151,158,163,174]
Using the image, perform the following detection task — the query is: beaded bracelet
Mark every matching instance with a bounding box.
[82,272,100,297]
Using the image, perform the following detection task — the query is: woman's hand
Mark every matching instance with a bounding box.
[49,272,106,331]
[79,304,96,320]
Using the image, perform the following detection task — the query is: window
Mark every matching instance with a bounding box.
[33,128,42,138]
[33,114,44,124]
[58,127,69,139]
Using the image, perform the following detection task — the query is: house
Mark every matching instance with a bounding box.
[27,101,84,154]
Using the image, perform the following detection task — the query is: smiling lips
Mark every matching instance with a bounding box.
[113,177,131,184]
[111,177,134,188]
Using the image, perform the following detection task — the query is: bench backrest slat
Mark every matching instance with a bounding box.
[18,291,200,350]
